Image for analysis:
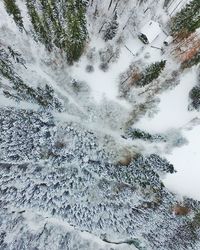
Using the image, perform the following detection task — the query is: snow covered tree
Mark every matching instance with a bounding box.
[0,48,19,83]
[8,80,62,111]
[38,0,65,49]
[136,60,166,87]
[2,2,200,250]
[0,107,56,162]
[163,0,171,7]
[189,85,200,111]
[145,154,175,174]
[103,12,119,42]
[170,0,200,39]
[3,0,24,31]
[125,128,166,142]
[0,48,62,110]
[64,0,88,63]
[26,1,52,51]
[8,46,26,67]
[25,0,87,62]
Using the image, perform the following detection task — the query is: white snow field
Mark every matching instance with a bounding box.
[70,37,141,107]
[164,124,200,201]
[166,0,192,17]
[134,67,199,133]
[134,66,200,200]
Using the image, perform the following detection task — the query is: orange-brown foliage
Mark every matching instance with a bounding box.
[171,32,200,63]
[172,205,190,216]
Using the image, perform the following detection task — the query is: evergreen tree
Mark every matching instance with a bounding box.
[0,48,62,110]
[170,0,200,38]
[26,1,52,51]
[163,0,171,7]
[0,48,18,83]
[0,107,55,162]
[189,85,200,111]
[3,0,24,31]
[103,12,119,42]
[38,0,64,49]
[136,60,166,87]
[10,80,62,111]
[8,46,26,68]
[64,0,88,64]
[125,128,166,142]
[25,0,87,63]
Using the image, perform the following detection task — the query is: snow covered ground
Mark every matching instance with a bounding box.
[70,31,166,109]
[134,67,199,133]
[1,0,198,204]
[1,0,200,249]
[70,37,138,107]
[71,15,200,202]
[134,66,200,200]
[166,0,192,17]
[164,125,200,201]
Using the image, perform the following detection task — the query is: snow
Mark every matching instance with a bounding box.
[0,92,40,111]
[166,0,192,16]
[70,27,168,109]
[134,66,200,200]
[125,33,167,65]
[70,37,139,109]
[1,0,200,248]
[5,208,136,250]
[1,0,200,249]
[163,124,200,201]
[72,57,121,103]
[150,31,167,49]
[139,20,162,44]
[134,67,199,133]
[1,0,198,205]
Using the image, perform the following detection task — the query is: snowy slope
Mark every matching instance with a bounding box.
[134,66,200,200]
[164,124,200,201]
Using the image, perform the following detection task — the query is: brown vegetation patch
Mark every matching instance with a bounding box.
[172,205,191,216]
[171,32,200,63]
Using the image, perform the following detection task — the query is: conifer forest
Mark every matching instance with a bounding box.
[0,0,200,249]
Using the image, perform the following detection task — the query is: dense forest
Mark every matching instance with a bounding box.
[0,0,200,249]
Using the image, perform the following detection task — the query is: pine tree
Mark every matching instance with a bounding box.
[8,46,26,68]
[189,85,200,111]
[170,0,200,39]
[26,1,52,51]
[0,48,62,110]
[10,80,62,111]
[3,0,24,31]
[103,12,119,42]
[136,60,166,87]
[0,48,18,83]
[38,0,64,49]
[64,0,88,64]
[25,0,87,63]
[164,0,171,7]
[0,107,55,162]
[126,128,166,142]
